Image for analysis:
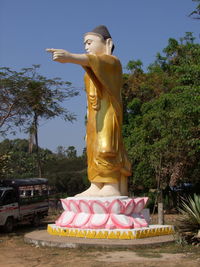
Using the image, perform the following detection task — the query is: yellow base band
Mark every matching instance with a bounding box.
[47,224,175,240]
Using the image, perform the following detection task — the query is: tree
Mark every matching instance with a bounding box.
[43,145,88,196]
[0,138,88,195]
[123,34,200,218]
[66,146,77,159]
[0,67,24,133]
[126,59,143,74]
[0,139,53,179]
[56,145,66,158]
[190,0,200,19]
[0,153,12,179]
[0,65,79,176]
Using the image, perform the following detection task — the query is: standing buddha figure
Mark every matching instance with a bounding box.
[47,25,131,197]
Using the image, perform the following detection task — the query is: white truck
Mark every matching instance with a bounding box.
[0,178,49,232]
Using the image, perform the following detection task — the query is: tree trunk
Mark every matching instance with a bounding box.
[34,113,42,178]
[158,189,164,225]
[156,155,164,225]
[29,129,34,154]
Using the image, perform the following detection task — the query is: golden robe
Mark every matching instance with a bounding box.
[84,54,131,184]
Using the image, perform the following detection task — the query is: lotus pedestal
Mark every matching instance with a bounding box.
[47,196,174,239]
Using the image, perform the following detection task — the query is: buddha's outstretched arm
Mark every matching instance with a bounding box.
[46,48,89,67]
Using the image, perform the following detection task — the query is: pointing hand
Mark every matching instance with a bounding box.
[46,48,71,63]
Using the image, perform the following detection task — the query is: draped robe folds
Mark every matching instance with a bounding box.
[84,54,131,184]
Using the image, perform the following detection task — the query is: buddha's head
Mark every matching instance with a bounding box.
[84,25,114,55]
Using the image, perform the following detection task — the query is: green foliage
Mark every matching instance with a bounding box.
[126,59,143,73]
[123,33,200,195]
[65,146,77,159]
[190,0,200,19]
[0,153,12,178]
[0,138,87,196]
[0,65,79,176]
[176,194,200,242]
[42,149,88,196]
[0,65,78,134]
[179,194,200,226]
[0,139,53,179]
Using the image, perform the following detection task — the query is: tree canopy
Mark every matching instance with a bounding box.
[122,33,200,195]
[0,65,78,135]
[190,0,200,19]
[0,139,87,196]
[0,65,79,176]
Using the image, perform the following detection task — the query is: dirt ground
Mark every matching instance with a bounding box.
[0,214,200,267]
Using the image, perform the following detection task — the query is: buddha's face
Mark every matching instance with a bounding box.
[84,34,106,55]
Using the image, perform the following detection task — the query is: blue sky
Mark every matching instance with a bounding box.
[0,0,199,155]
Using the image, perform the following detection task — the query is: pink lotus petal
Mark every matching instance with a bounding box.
[89,214,109,228]
[60,199,69,211]
[104,201,110,208]
[105,216,116,229]
[79,200,92,213]
[91,200,108,214]
[55,214,62,226]
[124,199,135,215]
[108,199,124,214]
[68,199,80,213]
[133,198,145,213]
[111,214,133,229]
[144,197,148,206]
[59,211,76,227]
[73,212,91,228]
[132,214,148,228]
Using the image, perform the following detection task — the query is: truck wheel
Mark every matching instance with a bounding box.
[31,214,40,227]
[4,217,14,233]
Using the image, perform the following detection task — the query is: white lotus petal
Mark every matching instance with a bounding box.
[111,214,133,228]
[79,200,91,213]
[89,214,109,228]
[59,211,75,227]
[61,199,69,211]
[124,199,135,215]
[73,212,91,227]
[91,200,107,214]
[109,199,123,214]
[69,200,80,213]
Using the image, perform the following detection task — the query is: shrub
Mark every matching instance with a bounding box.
[176,194,200,244]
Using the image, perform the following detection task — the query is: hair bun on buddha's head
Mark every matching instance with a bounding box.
[90,25,112,40]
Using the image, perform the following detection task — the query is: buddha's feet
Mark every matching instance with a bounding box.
[75,183,121,198]
[75,182,103,197]
[97,183,121,197]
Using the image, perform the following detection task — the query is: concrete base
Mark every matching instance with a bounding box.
[24,229,176,249]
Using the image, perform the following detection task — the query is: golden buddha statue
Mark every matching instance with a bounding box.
[47,25,131,197]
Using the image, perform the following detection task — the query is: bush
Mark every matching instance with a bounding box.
[176,194,200,244]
